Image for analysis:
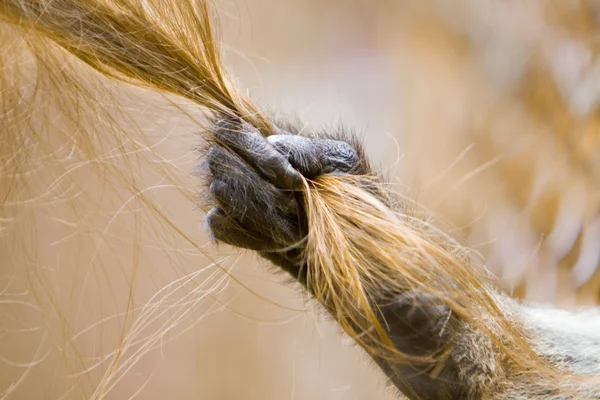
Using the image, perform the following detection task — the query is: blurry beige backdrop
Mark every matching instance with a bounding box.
[1,1,599,399]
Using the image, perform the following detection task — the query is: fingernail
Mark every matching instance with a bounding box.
[284,165,303,189]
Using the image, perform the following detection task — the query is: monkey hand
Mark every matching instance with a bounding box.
[204,120,363,276]
[204,120,467,399]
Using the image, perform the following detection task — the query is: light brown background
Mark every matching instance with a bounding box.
[1,1,599,399]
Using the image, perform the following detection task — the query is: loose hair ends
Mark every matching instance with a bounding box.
[0,0,271,132]
[303,175,568,394]
[0,0,596,398]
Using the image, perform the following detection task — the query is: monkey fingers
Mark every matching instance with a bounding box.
[206,145,303,248]
[206,207,284,251]
[266,135,362,178]
[213,119,303,190]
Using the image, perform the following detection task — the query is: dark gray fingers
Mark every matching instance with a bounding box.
[206,145,298,217]
[206,207,283,251]
[204,120,363,257]
[205,144,302,251]
[267,134,362,178]
[214,119,303,190]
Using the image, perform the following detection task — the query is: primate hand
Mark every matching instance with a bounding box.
[204,120,362,274]
[203,120,468,399]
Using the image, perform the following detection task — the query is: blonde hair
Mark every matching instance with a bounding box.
[0,0,597,398]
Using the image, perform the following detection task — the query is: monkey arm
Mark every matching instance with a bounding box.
[202,120,600,398]
[203,120,469,399]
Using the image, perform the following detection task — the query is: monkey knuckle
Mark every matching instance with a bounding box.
[323,140,359,164]
[213,119,230,132]
[214,118,242,137]
[205,207,246,245]
[205,207,224,239]
[208,179,228,200]
[205,206,225,223]
[214,120,260,148]
[337,142,359,162]
[205,145,219,160]
[205,145,226,173]
[266,133,300,147]
[205,145,249,182]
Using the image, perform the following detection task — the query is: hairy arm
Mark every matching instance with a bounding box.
[202,120,600,400]
[203,120,469,399]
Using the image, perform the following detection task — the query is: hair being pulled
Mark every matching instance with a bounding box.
[0,0,596,398]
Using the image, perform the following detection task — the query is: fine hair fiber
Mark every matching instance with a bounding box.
[0,0,598,398]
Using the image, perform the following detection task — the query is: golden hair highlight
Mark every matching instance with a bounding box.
[0,0,597,398]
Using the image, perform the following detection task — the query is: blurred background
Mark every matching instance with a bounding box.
[1,0,600,399]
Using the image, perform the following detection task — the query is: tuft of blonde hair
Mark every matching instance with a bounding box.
[0,0,598,398]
